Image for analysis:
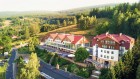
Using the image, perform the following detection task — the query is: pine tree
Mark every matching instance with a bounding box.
[63,20,67,27]
[24,26,30,39]
[73,16,77,25]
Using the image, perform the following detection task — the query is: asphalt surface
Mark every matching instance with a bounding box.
[6,49,17,79]
[39,45,84,79]
[40,60,84,79]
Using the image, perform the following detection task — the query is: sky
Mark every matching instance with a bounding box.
[0,0,139,11]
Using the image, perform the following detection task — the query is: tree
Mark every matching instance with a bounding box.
[63,20,67,27]
[15,56,24,67]
[67,64,79,74]
[75,47,89,62]
[77,68,89,78]
[29,23,40,36]
[31,37,40,46]
[0,36,12,55]
[73,16,77,25]
[99,68,112,79]
[96,21,110,35]
[136,64,140,79]
[56,20,60,26]
[29,43,35,52]
[18,53,40,79]
[24,26,30,39]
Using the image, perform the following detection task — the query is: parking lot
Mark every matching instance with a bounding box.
[40,45,73,58]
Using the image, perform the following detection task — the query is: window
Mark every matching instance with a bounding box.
[107,56,109,59]
[107,51,109,54]
[108,41,110,44]
[122,41,124,44]
[113,41,115,44]
[112,47,114,49]
[111,56,114,59]
[101,40,104,43]
[109,46,110,49]
[104,50,106,53]
[105,40,108,44]
[104,55,106,58]
[111,51,114,54]
[101,50,103,52]
[105,45,107,48]
[101,55,102,57]
[102,45,104,48]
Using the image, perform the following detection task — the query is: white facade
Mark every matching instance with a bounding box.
[93,45,128,62]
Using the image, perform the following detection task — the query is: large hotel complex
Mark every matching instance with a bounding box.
[42,32,135,67]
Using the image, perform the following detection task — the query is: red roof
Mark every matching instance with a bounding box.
[94,33,134,43]
[92,33,135,49]
[57,34,70,41]
[72,35,83,44]
[50,33,58,39]
[43,33,89,45]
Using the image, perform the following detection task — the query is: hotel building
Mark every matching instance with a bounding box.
[44,33,90,53]
[92,32,135,66]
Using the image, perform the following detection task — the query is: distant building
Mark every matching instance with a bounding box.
[92,32,135,67]
[44,33,90,53]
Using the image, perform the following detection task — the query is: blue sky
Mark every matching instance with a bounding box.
[0,0,139,11]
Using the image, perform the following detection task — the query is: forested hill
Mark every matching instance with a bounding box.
[77,3,140,38]
[58,3,117,15]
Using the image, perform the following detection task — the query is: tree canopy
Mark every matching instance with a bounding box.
[75,47,89,62]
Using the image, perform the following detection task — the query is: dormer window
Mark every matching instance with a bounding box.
[122,41,124,44]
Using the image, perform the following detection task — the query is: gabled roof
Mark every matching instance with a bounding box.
[72,35,83,44]
[93,33,134,44]
[50,33,58,39]
[43,33,89,44]
[67,35,74,42]
[58,34,70,40]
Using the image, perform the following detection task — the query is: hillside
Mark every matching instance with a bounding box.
[0,3,117,18]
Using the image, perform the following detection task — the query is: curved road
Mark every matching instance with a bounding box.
[40,60,83,79]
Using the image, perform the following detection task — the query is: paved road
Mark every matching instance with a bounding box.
[40,60,83,79]
[6,49,17,79]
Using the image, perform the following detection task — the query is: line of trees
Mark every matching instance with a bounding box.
[78,15,97,30]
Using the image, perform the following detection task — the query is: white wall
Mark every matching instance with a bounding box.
[93,46,119,61]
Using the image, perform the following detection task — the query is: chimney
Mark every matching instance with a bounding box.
[106,32,109,36]
[120,33,122,36]
[56,64,59,70]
